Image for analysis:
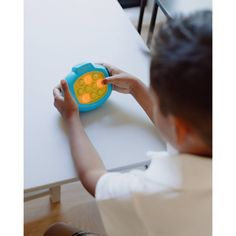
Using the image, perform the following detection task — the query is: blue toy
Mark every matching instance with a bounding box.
[65,63,112,112]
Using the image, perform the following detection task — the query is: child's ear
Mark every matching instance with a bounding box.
[170,116,189,146]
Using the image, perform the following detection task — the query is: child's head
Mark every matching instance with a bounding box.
[150,10,212,156]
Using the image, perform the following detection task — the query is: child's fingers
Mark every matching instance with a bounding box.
[97,63,118,76]
[54,97,64,112]
[103,75,122,83]
[61,80,71,99]
[106,76,119,81]
[53,87,64,109]
[98,62,112,70]
[53,87,64,100]
[55,84,62,90]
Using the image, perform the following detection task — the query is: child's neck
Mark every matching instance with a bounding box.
[187,147,212,158]
[180,138,212,158]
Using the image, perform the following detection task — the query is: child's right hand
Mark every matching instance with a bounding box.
[101,63,140,94]
[53,80,79,121]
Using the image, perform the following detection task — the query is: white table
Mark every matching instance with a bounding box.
[24,0,165,202]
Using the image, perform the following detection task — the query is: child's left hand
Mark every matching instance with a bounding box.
[53,80,79,120]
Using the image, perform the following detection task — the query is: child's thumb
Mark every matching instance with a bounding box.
[61,80,70,98]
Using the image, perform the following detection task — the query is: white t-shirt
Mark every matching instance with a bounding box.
[96,150,182,200]
[96,153,212,236]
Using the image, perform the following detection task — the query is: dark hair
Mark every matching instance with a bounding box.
[150,10,212,146]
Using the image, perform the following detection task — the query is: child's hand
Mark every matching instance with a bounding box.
[53,80,78,120]
[101,63,139,94]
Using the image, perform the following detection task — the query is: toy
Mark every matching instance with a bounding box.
[65,63,112,112]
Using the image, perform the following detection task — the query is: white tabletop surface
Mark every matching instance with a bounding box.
[24,0,165,191]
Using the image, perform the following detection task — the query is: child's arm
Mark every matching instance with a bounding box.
[102,63,155,123]
[53,80,106,196]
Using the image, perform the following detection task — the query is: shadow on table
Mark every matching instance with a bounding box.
[58,100,162,140]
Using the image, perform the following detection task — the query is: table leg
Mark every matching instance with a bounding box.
[137,0,147,34]
[50,186,61,203]
[147,2,159,47]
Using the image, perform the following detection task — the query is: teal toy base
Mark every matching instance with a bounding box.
[65,63,112,112]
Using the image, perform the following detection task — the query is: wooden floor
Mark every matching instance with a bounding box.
[24,182,107,236]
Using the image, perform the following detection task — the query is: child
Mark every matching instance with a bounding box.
[45,10,212,236]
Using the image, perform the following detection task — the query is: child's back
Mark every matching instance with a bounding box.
[98,154,211,236]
